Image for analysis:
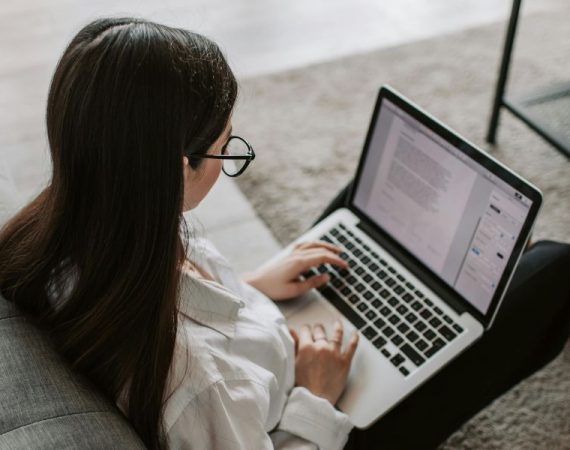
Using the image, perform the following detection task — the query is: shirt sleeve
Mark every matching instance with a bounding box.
[276,386,353,450]
[167,379,353,450]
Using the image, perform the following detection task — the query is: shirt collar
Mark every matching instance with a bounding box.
[177,271,244,339]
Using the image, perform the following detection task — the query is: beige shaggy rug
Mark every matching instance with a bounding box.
[233,8,570,450]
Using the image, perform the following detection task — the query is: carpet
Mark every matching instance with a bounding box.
[233,8,570,449]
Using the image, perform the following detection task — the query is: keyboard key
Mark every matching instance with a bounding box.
[354,249,362,257]
[355,267,364,275]
[319,287,366,329]
[388,314,400,325]
[406,331,419,343]
[381,348,391,358]
[377,270,387,279]
[382,326,395,338]
[397,323,410,333]
[379,259,387,266]
[357,303,367,312]
[380,289,390,299]
[434,306,443,315]
[415,339,428,351]
[405,282,415,290]
[373,336,387,349]
[365,310,377,320]
[415,290,425,298]
[364,291,373,300]
[443,315,453,324]
[386,278,396,287]
[411,301,422,311]
[341,287,351,296]
[388,297,398,307]
[396,274,405,282]
[403,293,414,303]
[370,263,379,271]
[392,335,404,346]
[425,298,433,306]
[388,267,396,274]
[372,299,382,308]
[438,325,457,341]
[380,306,391,316]
[372,281,381,290]
[401,343,426,366]
[347,275,357,284]
[355,284,365,293]
[362,326,378,340]
[399,366,410,376]
[330,229,340,237]
[425,338,445,357]
[390,354,405,367]
[397,305,408,315]
[405,313,418,324]
[394,285,405,295]
[348,294,359,304]
[423,329,436,341]
[374,318,386,329]
[453,324,464,333]
[414,321,427,332]
[363,274,373,283]
[429,317,442,328]
[420,309,433,320]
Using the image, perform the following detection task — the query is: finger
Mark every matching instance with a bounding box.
[299,324,313,347]
[296,251,349,272]
[342,331,359,362]
[331,320,344,348]
[289,328,299,354]
[290,272,330,297]
[294,240,343,254]
[312,323,327,342]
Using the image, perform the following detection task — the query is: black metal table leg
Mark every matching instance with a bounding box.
[486,0,523,144]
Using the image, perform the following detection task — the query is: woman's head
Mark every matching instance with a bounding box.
[47,17,237,216]
[0,17,237,449]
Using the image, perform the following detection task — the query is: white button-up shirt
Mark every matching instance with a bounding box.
[161,237,353,449]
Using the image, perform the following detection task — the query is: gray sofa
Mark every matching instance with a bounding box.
[0,294,145,449]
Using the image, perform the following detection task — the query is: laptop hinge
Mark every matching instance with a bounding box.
[356,220,467,316]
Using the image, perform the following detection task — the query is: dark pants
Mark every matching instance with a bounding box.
[312,181,570,450]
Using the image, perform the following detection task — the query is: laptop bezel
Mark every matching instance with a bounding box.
[347,86,542,328]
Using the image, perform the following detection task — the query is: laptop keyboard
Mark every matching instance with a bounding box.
[302,223,464,377]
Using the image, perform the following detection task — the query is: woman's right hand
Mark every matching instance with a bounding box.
[289,320,359,405]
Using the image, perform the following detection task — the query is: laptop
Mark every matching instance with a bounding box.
[270,86,542,428]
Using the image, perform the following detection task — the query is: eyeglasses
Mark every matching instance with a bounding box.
[187,135,255,177]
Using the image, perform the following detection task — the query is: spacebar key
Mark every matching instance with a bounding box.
[320,287,366,329]
[401,344,426,367]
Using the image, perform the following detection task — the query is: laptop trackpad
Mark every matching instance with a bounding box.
[285,296,403,429]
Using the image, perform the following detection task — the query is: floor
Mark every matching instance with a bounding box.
[0,0,564,273]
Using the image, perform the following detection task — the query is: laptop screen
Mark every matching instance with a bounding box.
[353,97,533,315]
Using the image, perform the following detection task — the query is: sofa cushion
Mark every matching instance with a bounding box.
[0,295,145,448]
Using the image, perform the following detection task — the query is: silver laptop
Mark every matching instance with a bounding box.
[271,86,542,428]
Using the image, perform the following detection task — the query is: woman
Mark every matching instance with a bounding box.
[0,17,356,450]
[1,17,569,450]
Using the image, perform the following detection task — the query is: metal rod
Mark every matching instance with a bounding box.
[486,0,523,144]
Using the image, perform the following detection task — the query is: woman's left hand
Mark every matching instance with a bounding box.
[242,240,348,301]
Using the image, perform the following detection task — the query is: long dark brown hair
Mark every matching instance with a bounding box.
[0,17,237,449]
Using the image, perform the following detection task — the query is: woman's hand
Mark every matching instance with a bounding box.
[290,320,359,405]
[242,240,348,301]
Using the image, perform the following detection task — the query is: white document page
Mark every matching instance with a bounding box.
[364,116,477,273]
